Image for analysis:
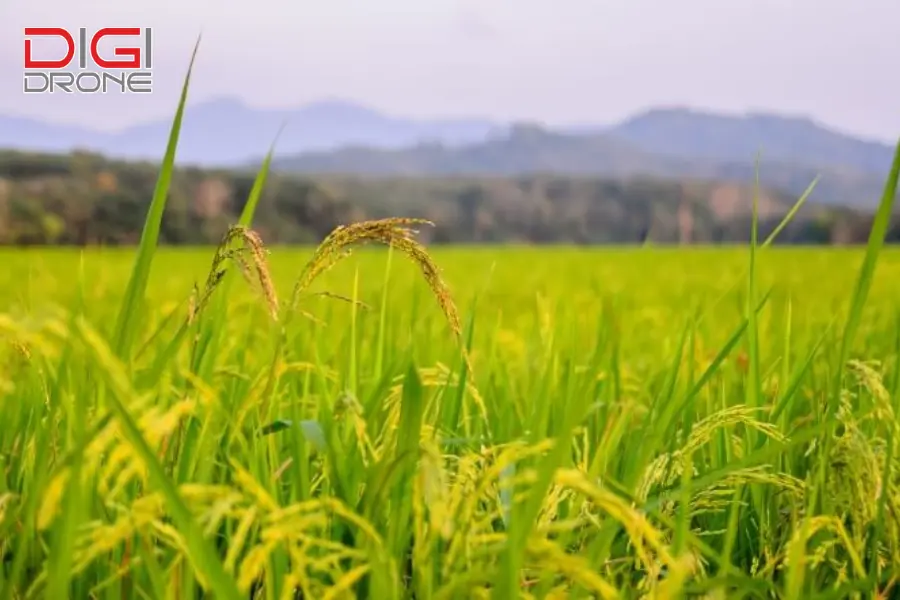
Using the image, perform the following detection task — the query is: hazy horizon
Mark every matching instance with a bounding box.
[2,0,899,144]
[3,94,897,148]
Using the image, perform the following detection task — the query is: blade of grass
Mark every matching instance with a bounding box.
[762,176,819,247]
[112,36,201,360]
[834,138,900,397]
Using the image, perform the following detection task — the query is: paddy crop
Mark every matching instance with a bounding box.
[1,46,900,599]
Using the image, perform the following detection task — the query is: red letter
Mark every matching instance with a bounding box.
[24,27,75,69]
[90,28,141,69]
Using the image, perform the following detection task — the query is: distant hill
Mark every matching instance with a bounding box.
[0,98,503,166]
[1,99,896,207]
[606,108,896,174]
[268,125,681,176]
[270,123,892,208]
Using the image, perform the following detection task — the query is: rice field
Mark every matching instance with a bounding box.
[2,239,900,600]
[2,57,900,598]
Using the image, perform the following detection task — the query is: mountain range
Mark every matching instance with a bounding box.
[1,99,896,207]
[0,98,500,165]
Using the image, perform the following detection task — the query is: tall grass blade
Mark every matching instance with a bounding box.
[112,37,201,359]
[834,138,900,394]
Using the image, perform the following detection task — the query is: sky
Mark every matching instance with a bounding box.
[1,0,898,143]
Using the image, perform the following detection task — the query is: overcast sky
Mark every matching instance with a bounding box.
[1,0,898,142]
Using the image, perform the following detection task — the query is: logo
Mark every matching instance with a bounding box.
[24,27,153,94]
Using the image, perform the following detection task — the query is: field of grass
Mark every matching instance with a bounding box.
[2,53,900,599]
[2,242,900,599]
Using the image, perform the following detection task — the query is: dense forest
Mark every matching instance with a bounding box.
[0,149,897,246]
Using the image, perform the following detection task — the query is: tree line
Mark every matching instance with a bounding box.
[0,149,897,247]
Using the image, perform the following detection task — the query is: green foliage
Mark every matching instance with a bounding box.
[2,149,899,247]
[3,236,900,598]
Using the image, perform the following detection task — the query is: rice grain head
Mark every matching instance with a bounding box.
[288,218,472,372]
[190,225,279,324]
